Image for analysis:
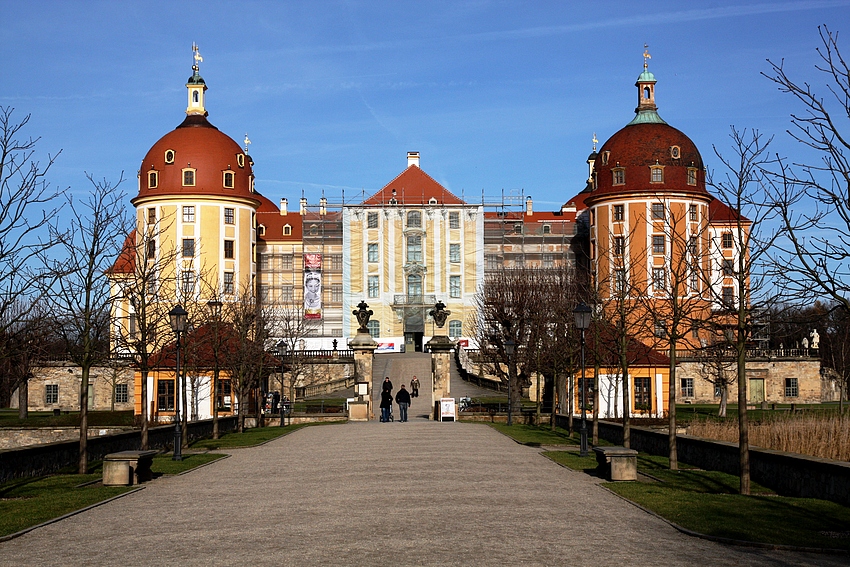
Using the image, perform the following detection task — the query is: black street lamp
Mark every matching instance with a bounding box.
[169,304,188,461]
[278,340,288,427]
[505,338,515,426]
[574,303,592,457]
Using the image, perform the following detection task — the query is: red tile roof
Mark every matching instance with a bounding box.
[362,165,466,206]
[107,231,137,275]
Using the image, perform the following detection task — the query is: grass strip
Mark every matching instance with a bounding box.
[190,423,308,450]
[545,450,850,551]
[151,453,226,475]
[489,423,579,446]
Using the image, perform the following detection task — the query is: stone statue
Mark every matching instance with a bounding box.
[353,300,373,333]
[810,329,820,349]
[429,300,451,329]
[802,337,809,350]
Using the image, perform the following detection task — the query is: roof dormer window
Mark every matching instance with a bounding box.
[182,168,196,187]
[223,171,234,189]
[283,224,292,236]
[164,150,175,164]
[650,166,664,183]
[613,167,625,186]
[670,146,680,159]
[601,151,610,166]
[148,171,158,189]
[687,167,698,186]
[237,153,245,168]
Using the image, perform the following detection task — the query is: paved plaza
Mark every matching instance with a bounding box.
[2,414,847,565]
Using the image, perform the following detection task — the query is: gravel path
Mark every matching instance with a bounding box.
[2,420,846,566]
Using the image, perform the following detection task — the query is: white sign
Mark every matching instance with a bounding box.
[440,398,456,421]
[356,383,368,396]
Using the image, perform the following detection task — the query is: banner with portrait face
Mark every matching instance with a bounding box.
[304,253,322,319]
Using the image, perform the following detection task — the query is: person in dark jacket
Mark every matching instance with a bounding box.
[380,389,393,422]
[410,376,420,398]
[382,376,393,393]
[395,384,411,422]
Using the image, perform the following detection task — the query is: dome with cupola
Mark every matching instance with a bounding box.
[132,46,257,206]
[587,59,707,202]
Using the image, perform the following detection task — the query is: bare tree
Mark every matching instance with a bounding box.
[708,127,780,495]
[42,173,127,473]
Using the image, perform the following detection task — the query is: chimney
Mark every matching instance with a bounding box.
[320,197,327,216]
[526,196,533,216]
[280,198,288,215]
[407,151,420,168]
[300,197,307,215]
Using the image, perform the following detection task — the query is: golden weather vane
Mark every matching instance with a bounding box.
[192,42,203,71]
[643,43,651,69]
[592,132,598,152]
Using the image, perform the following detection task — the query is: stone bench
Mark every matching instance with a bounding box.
[103,450,159,486]
[593,446,638,481]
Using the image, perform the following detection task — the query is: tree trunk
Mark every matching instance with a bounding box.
[18,379,28,420]
[738,330,750,495]
[78,367,90,474]
[719,384,728,418]
[212,368,220,440]
[592,360,600,446]
[181,371,188,449]
[140,370,149,450]
[668,344,678,471]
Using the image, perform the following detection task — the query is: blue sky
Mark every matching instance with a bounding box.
[2,0,848,211]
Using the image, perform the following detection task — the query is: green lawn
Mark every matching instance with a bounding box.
[546,451,850,551]
[489,423,579,446]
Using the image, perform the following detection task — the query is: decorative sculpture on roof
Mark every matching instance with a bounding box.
[192,42,203,70]
[429,300,451,329]
[354,300,373,333]
[810,329,820,349]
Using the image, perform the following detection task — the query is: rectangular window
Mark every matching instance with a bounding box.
[129,314,137,339]
[157,379,175,411]
[651,167,663,183]
[687,168,697,186]
[367,212,378,229]
[613,204,624,221]
[449,211,460,229]
[407,211,422,228]
[722,232,733,249]
[691,322,700,339]
[224,240,234,259]
[281,285,293,302]
[183,170,195,186]
[785,378,799,398]
[259,254,269,270]
[652,267,666,290]
[182,238,195,258]
[181,271,195,294]
[690,265,699,292]
[449,320,463,338]
[282,255,293,271]
[367,243,379,263]
[614,269,625,293]
[146,240,156,261]
[216,379,232,411]
[224,208,234,224]
[689,204,697,221]
[688,236,698,257]
[45,384,58,404]
[722,259,734,276]
[224,272,234,294]
[652,235,665,254]
[330,255,343,271]
[485,255,501,270]
[543,254,554,268]
[449,243,461,263]
[651,203,665,220]
[681,378,694,398]
[634,377,651,409]
[543,224,551,234]
[368,275,379,298]
[614,236,625,256]
[182,206,195,222]
[513,223,523,234]
[654,320,667,338]
[258,284,269,301]
[450,275,461,298]
[148,208,156,224]
[115,383,129,404]
[407,235,422,263]
[722,286,734,308]
[331,283,342,303]
[223,171,234,188]
[613,169,625,185]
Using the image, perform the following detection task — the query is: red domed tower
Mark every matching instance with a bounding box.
[130,44,261,304]
[585,55,714,350]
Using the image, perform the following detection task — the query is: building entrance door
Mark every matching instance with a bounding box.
[748,378,765,404]
[404,310,425,352]
[404,332,424,352]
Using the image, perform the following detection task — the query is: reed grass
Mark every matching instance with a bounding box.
[686,413,850,461]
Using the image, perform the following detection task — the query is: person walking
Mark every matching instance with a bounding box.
[396,384,411,422]
[382,376,393,393]
[380,389,393,422]
[410,376,420,398]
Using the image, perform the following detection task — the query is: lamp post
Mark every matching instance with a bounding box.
[169,304,188,461]
[278,340,288,427]
[505,338,515,426]
[574,303,592,457]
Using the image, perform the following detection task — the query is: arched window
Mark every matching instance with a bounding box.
[366,320,380,339]
[193,91,199,103]
[283,224,292,236]
[449,320,462,338]
[407,210,421,228]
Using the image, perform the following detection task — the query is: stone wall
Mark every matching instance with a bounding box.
[676,359,825,405]
[557,416,850,507]
[11,361,135,413]
[0,416,238,483]
[0,427,132,450]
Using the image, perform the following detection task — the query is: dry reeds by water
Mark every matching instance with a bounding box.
[686,412,850,462]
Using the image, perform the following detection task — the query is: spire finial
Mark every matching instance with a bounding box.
[244,133,251,154]
[592,132,598,152]
[192,42,203,73]
[643,43,651,70]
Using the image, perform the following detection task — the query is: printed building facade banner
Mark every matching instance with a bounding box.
[304,253,322,320]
